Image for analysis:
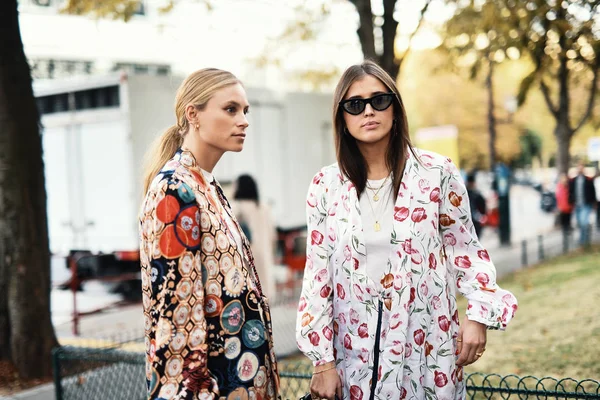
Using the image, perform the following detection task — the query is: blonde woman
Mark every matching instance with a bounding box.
[140,69,279,400]
[296,61,517,400]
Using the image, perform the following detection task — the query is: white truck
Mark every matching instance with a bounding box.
[34,72,335,260]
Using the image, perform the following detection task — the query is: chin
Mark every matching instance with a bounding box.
[355,131,390,144]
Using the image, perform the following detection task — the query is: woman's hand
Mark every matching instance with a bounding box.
[456,317,487,367]
[310,362,342,400]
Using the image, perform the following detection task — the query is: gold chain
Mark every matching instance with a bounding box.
[366,176,389,202]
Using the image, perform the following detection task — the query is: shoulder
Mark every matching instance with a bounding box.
[412,148,456,169]
[310,163,342,187]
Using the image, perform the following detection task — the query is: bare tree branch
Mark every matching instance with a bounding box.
[573,63,600,133]
[540,79,560,119]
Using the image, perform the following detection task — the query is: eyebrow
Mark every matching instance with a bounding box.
[224,100,250,109]
[345,90,388,100]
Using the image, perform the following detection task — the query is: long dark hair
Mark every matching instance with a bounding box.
[234,174,260,205]
[332,60,416,196]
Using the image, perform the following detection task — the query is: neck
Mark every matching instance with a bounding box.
[357,136,390,180]
[182,135,224,173]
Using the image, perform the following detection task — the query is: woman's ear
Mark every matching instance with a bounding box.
[185,104,198,126]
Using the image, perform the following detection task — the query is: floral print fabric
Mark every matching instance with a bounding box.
[296,149,517,400]
[140,149,279,400]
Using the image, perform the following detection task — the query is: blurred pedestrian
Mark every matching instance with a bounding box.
[569,162,596,246]
[555,173,572,234]
[296,61,517,400]
[232,174,277,301]
[139,68,279,399]
[466,172,487,238]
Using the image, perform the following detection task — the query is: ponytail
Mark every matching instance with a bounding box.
[142,125,183,195]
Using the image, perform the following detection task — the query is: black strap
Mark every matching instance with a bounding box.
[369,300,384,400]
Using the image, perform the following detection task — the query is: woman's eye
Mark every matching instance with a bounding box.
[226,107,236,113]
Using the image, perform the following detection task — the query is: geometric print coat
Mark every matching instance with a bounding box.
[140,149,279,400]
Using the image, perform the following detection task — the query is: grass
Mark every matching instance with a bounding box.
[464,246,600,380]
[280,247,600,382]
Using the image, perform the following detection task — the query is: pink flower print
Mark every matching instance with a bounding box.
[350,309,360,325]
[298,296,307,312]
[322,326,333,341]
[476,272,490,287]
[328,202,338,216]
[338,313,346,325]
[413,329,425,346]
[428,253,437,270]
[390,313,402,330]
[328,227,336,242]
[316,268,328,282]
[228,307,241,326]
[402,239,412,253]
[430,187,441,202]
[405,343,412,358]
[320,285,332,298]
[435,371,449,387]
[308,331,320,346]
[393,274,403,290]
[352,258,359,270]
[431,295,441,310]
[353,284,364,301]
[394,206,410,221]
[410,249,423,264]
[336,283,346,300]
[443,233,457,246]
[344,334,353,350]
[411,208,428,223]
[358,323,369,338]
[478,249,490,262]
[438,315,450,332]
[418,179,431,194]
[311,230,324,245]
[307,193,317,207]
[344,245,351,261]
[454,256,472,269]
[390,341,403,356]
[420,282,428,297]
[358,348,369,363]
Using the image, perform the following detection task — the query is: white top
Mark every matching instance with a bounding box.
[594,176,600,202]
[201,169,245,253]
[359,176,394,293]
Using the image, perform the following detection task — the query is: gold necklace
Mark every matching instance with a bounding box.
[365,181,390,232]
[366,176,389,202]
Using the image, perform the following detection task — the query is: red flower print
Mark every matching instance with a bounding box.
[440,214,456,226]
[435,371,448,387]
[336,283,346,300]
[438,315,450,332]
[478,249,490,262]
[322,326,333,341]
[320,285,332,298]
[431,296,441,310]
[313,172,324,185]
[358,323,369,338]
[316,268,328,282]
[449,191,462,207]
[410,249,423,264]
[333,321,339,335]
[352,258,359,270]
[344,245,351,261]
[394,206,409,222]
[454,256,472,269]
[405,343,412,358]
[400,387,407,399]
[350,385,363,400]
[328,202,338,216]
[411,208,428,223]
[350,309,360,325]
[428,253,437,270]
[307,193,317,207]
[476,273,489,287]
[402,239,412,253]
[413,329,425,346]
[424,341,434,357]
[344,334,353,350]
[328,228,336,242]
[358,348,369,364]
[430,187,441,202]
[311,230,324,245]
[409,287,416,305]
[353,284,364,301]
[308,331,320,346]
[452,310,460,324]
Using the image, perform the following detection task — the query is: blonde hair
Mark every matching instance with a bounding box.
[142,68,240,195]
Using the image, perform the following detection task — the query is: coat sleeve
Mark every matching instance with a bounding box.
[296,170,335,366]
[439,159,518,330]
[141,177,219,399]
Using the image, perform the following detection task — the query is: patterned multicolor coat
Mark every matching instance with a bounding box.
[296,149,517,400]
[140,149,279,400]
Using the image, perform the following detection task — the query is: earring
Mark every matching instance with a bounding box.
[195,124,199,130]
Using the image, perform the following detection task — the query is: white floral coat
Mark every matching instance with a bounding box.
[295,149,517,400]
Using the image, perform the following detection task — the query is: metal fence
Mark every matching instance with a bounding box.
[52,346,600,400]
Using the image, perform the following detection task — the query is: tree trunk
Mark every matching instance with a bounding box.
[554,119,573,175]
[0,0,58,379]
[486,58,497,171]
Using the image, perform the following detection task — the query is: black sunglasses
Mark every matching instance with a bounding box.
[339,93,395,115]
